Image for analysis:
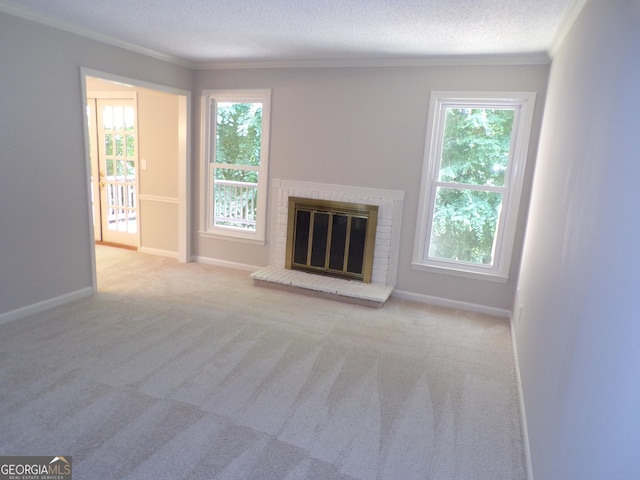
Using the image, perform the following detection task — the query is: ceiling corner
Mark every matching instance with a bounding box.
[548,0,590,59]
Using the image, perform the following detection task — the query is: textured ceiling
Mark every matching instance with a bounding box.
[0,0,581,66]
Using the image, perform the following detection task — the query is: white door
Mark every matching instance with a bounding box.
[90,99,139,247]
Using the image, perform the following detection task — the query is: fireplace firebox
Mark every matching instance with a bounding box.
[285,197,378,283]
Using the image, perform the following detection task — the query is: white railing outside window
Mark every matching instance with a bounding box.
[214,179,258,229]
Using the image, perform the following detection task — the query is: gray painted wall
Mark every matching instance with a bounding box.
[193,65,549,311]
[0,13,191,315]
[514,0,640,477]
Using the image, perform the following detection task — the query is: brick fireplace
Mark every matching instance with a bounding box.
[251,179,404,307]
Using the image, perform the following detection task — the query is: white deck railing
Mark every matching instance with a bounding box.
[214,179,258,229]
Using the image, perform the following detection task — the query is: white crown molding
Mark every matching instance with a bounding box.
[0,1,195,69]
[548,0,590,59]
[194,52,551,70]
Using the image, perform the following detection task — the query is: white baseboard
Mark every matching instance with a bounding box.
[193,256,259,272]
[139,246,179,259]
[510,316,534,480]
[392,289,511,318]
[0,287,95,326]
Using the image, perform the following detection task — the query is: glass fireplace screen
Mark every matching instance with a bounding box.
[285,197,378,283]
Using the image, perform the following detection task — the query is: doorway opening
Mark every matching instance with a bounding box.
[81,69,191,291]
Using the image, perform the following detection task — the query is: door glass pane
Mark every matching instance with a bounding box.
[107,185,116,206]
[118,184,125,207]
[107,207,116,231]
[127,185,136,208]
[124,107,135,130]
[439,108,514,187]
[117,208,126,231]
[126,134,135,156]
[115,134,124,156]
[113,107,124,130]
[116,160,125,178]
[127,207,137,233]
[102,107,113,129]
[429,187,503,265]
[105,134,114,156]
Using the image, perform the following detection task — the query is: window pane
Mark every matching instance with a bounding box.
[214,167,257,184]
[429,187,503,265]
[213,168,258,231]
[205,89,271,241]
[215,102,262,167]
[439,108,514,187]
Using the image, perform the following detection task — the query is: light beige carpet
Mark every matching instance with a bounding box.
[0,246,525,479]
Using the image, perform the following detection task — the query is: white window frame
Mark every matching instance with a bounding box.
[200,89,271,243]
[412,91,536,282]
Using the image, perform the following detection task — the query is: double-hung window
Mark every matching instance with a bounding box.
[202,89,271,242]
[413,92,536,281]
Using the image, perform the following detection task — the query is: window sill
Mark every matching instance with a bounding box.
[411,261,509,283]
[199,230,266,246]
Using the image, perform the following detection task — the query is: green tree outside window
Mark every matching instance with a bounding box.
[429,108,515,265]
